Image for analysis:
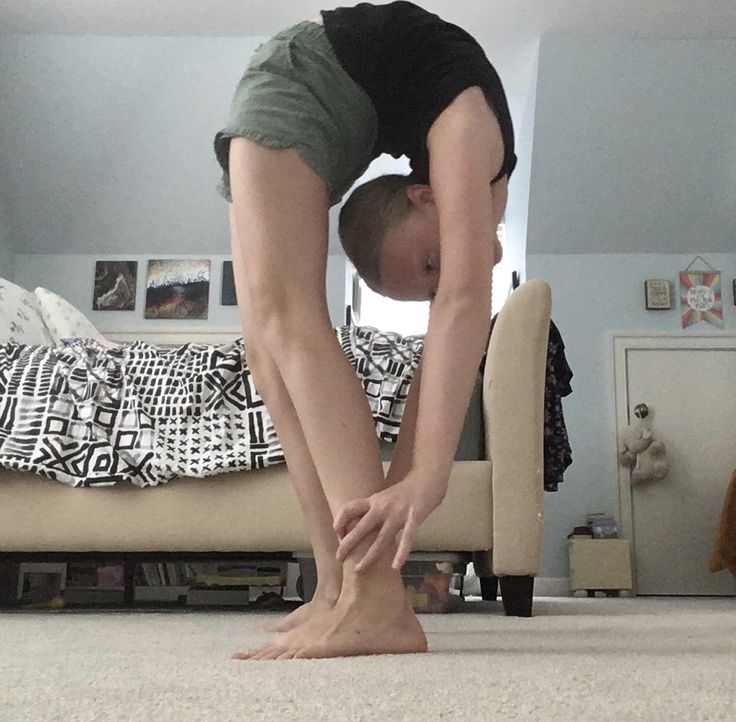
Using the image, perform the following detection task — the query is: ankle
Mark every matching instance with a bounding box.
[340,562,405,602]
[313,583,342,605]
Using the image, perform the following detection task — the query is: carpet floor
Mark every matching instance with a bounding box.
[0,597,734,722]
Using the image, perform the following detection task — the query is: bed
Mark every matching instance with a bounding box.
[0,279,552,615]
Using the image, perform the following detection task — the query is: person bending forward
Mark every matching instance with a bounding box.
[214,1,516,660]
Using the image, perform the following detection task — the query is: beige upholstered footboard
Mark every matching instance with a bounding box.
[484,280,552,576]
[0,461,493,552]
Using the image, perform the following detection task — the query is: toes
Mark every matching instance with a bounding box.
[276,650,295,660]
[232,648,261,660]
[233,643,272,660]
[254,645,283,660]
[264,647,287,660]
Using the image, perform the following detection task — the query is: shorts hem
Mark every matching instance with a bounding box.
[216,128,338,204]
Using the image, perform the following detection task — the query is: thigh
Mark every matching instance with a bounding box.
[228,137,332,331]
[228,204,258,355]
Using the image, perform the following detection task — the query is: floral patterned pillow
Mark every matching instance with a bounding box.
[34,286,112,347]
[0,278,55,345]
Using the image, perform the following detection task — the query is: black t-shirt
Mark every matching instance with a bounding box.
[321,1,517,184]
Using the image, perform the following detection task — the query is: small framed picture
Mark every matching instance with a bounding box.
[93,261,137,310]
[644,279,672,310]
[221,261,237,306]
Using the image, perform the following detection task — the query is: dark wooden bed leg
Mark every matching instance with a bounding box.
[499,575,534,617]
[479,575,498,601]
[472,550,498,601]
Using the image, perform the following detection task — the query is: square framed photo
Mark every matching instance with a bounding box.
[93,261,137,310]
[644,279,672,310]
[145,259,210,320]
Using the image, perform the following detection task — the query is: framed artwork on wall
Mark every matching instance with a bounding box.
[644,279,672,310]
[679,256,723,329]
[92,261,137,310]
[145,259,210,320]
[221,261,237,306]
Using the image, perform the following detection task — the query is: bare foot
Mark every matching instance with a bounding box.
[243,603,335,658]
[263,593,338,633]
[232,588,427,660]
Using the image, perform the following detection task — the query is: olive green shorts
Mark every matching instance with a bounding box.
[214,21,378,206]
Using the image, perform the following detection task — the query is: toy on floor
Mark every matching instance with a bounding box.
[23,595,67,610]
[618,403,668,484]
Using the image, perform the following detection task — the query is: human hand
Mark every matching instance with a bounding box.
[333,470,447,574]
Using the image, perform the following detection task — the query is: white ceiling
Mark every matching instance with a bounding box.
[1,0,736,40]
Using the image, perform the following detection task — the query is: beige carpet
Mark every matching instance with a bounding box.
[1,597,734,722]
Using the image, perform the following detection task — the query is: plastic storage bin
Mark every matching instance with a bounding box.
[296,552,466,613]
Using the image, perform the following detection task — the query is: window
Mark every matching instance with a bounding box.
[350,273,430,336]
[348,222,509,335]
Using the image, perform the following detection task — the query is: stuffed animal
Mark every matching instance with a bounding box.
[618,403,668,484]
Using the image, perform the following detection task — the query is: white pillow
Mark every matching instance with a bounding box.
[0,277,55,345]
[34,286,113,347]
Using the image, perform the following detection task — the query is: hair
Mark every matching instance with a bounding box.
[338,174,415,293]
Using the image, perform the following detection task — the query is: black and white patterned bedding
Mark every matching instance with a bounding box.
[0,326,424,488]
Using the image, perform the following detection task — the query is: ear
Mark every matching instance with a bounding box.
[405,183,434,208]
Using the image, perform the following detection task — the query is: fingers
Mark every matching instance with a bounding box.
[334,498,370,540]
[392,507,416,570]
[335,511,377,562]
[355,519,402,573]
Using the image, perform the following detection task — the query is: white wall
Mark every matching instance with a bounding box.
[529,252,736,578]
[14,252,349,331]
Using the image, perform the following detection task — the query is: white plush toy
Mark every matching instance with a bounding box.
[618,403,668,484]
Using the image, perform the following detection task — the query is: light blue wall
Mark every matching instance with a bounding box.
[0,35,271,258]
[0,203,14,280]
[526,35,736,580]
[529,253,736,579]
[528,36,736,255]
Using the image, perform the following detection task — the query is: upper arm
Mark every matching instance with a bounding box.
[426,86,506,299]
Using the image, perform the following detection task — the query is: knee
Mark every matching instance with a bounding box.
[243,332,273,381]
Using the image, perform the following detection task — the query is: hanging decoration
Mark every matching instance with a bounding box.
[679,256,724,329]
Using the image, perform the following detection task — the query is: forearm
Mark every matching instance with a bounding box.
[412,296,491,486]
[385,361,422,485]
